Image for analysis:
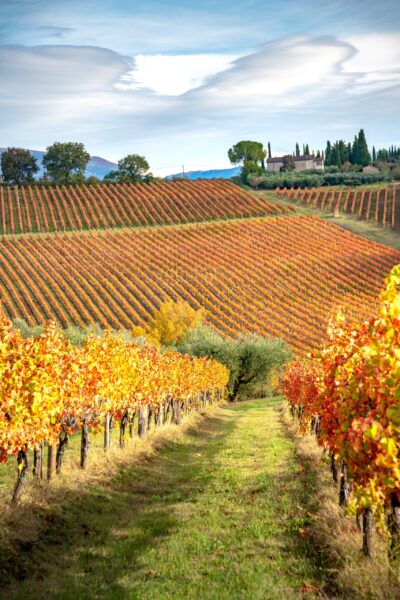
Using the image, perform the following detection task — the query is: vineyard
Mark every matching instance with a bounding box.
[0,317,228,503]
[0,214,399,355]
[0,179,289,234]
[283,266,400,559]
[277,184,400,230]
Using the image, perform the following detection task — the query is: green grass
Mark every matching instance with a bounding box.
[0,399,330,600]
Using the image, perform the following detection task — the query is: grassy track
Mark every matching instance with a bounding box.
[1,400,330,600]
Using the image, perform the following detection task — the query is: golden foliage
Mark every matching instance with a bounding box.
[143,299,204,346]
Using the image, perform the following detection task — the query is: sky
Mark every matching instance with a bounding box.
[0,0,399,175]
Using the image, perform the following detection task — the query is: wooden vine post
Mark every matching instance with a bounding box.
[362,507,373,557]
[374,188,380,224]
[138,405,147,438]
[12,450,29,505]
[391,185,396,230]
[33,443,44,479]
[365,190,373,220]
[80,420,90,469]
[382,187,388,226]
[47,444,57,481]
[104,413,111,451]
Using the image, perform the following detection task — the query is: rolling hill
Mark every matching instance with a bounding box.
[0,213,398,355]
[0,180,289,235]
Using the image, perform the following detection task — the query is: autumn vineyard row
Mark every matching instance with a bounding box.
[0,179,290,235]
[0,215,399,355]
[276,184,400,230]
[0,318,229,503]
[283,266,400,557]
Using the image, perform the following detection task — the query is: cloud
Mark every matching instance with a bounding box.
[36,26,76,39]
[187,36,356,114]
[0,35,399,167]
[342,32,400,95]
[116,54,237,96]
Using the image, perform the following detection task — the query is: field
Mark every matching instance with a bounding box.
[277,184,400,230]
[1,178,400,598]
[0,180,289,235]
[0,208,399,354]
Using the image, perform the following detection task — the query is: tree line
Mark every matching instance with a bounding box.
[0,143,153,186]
[228,129,400,188]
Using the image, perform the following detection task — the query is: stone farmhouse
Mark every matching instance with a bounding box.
[266,155,324,172]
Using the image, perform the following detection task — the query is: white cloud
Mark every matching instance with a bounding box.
[116,53,237,96]
[342,32,400,95]
[0,35,399,168]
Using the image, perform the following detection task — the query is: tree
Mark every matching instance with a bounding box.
[267,142,272,159]
[1,148,39,184]
[372,146,376,162]
[42,142,90,184]
[133,299,204,346]
[115,154,151,183]
[228,141,266,169]
[241,160,264,183]
[178,325,291,401]
[281,155,296,172]
[352,129,371,167]
[325,141,332,166]
[295,143,300,157]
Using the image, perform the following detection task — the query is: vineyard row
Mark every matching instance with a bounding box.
[283,266,400,558]
[0,216,398,355]
[277,184,400,230]
[0,320,229,503]
[0,180,289,235]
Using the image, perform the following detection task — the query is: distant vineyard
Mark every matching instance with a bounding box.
[0,215,398,355]
[0,180,290,234]
[277,184,400,230]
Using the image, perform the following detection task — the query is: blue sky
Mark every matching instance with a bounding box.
[1,0,399,174]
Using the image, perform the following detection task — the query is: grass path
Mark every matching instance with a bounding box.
[2,400,329,600]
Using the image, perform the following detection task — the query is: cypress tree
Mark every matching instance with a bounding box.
[295,143,300,157]
[353,129,371,166]
[372,146,376,161]
[268,142,272,159]
[325,141,332,166]
[351,135,359,165]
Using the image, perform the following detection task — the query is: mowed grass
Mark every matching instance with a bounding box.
[1,399,330,600]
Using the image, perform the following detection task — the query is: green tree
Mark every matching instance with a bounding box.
[228,140,266,169]
[43,142,90,183]
[178,325,291,401]
[241,160,264,183]
[372,146,376,162]
[267,141,272,159]
[325,141,332,166]
[1,148,39,184]
[295,143,300,157]
[117,154,151,182]
[352,129,371,167]
[281,155,296,172]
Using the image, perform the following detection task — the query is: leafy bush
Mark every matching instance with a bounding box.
[177,325,291,400]
[249,169,389,190]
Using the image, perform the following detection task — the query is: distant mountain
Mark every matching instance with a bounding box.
[0,148,117,180]
[166,167,240,180]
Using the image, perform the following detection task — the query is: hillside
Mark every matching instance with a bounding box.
[166,167,241,180]
[0,214,398,355]
[277,184,400,231]
[0,180,289,235]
